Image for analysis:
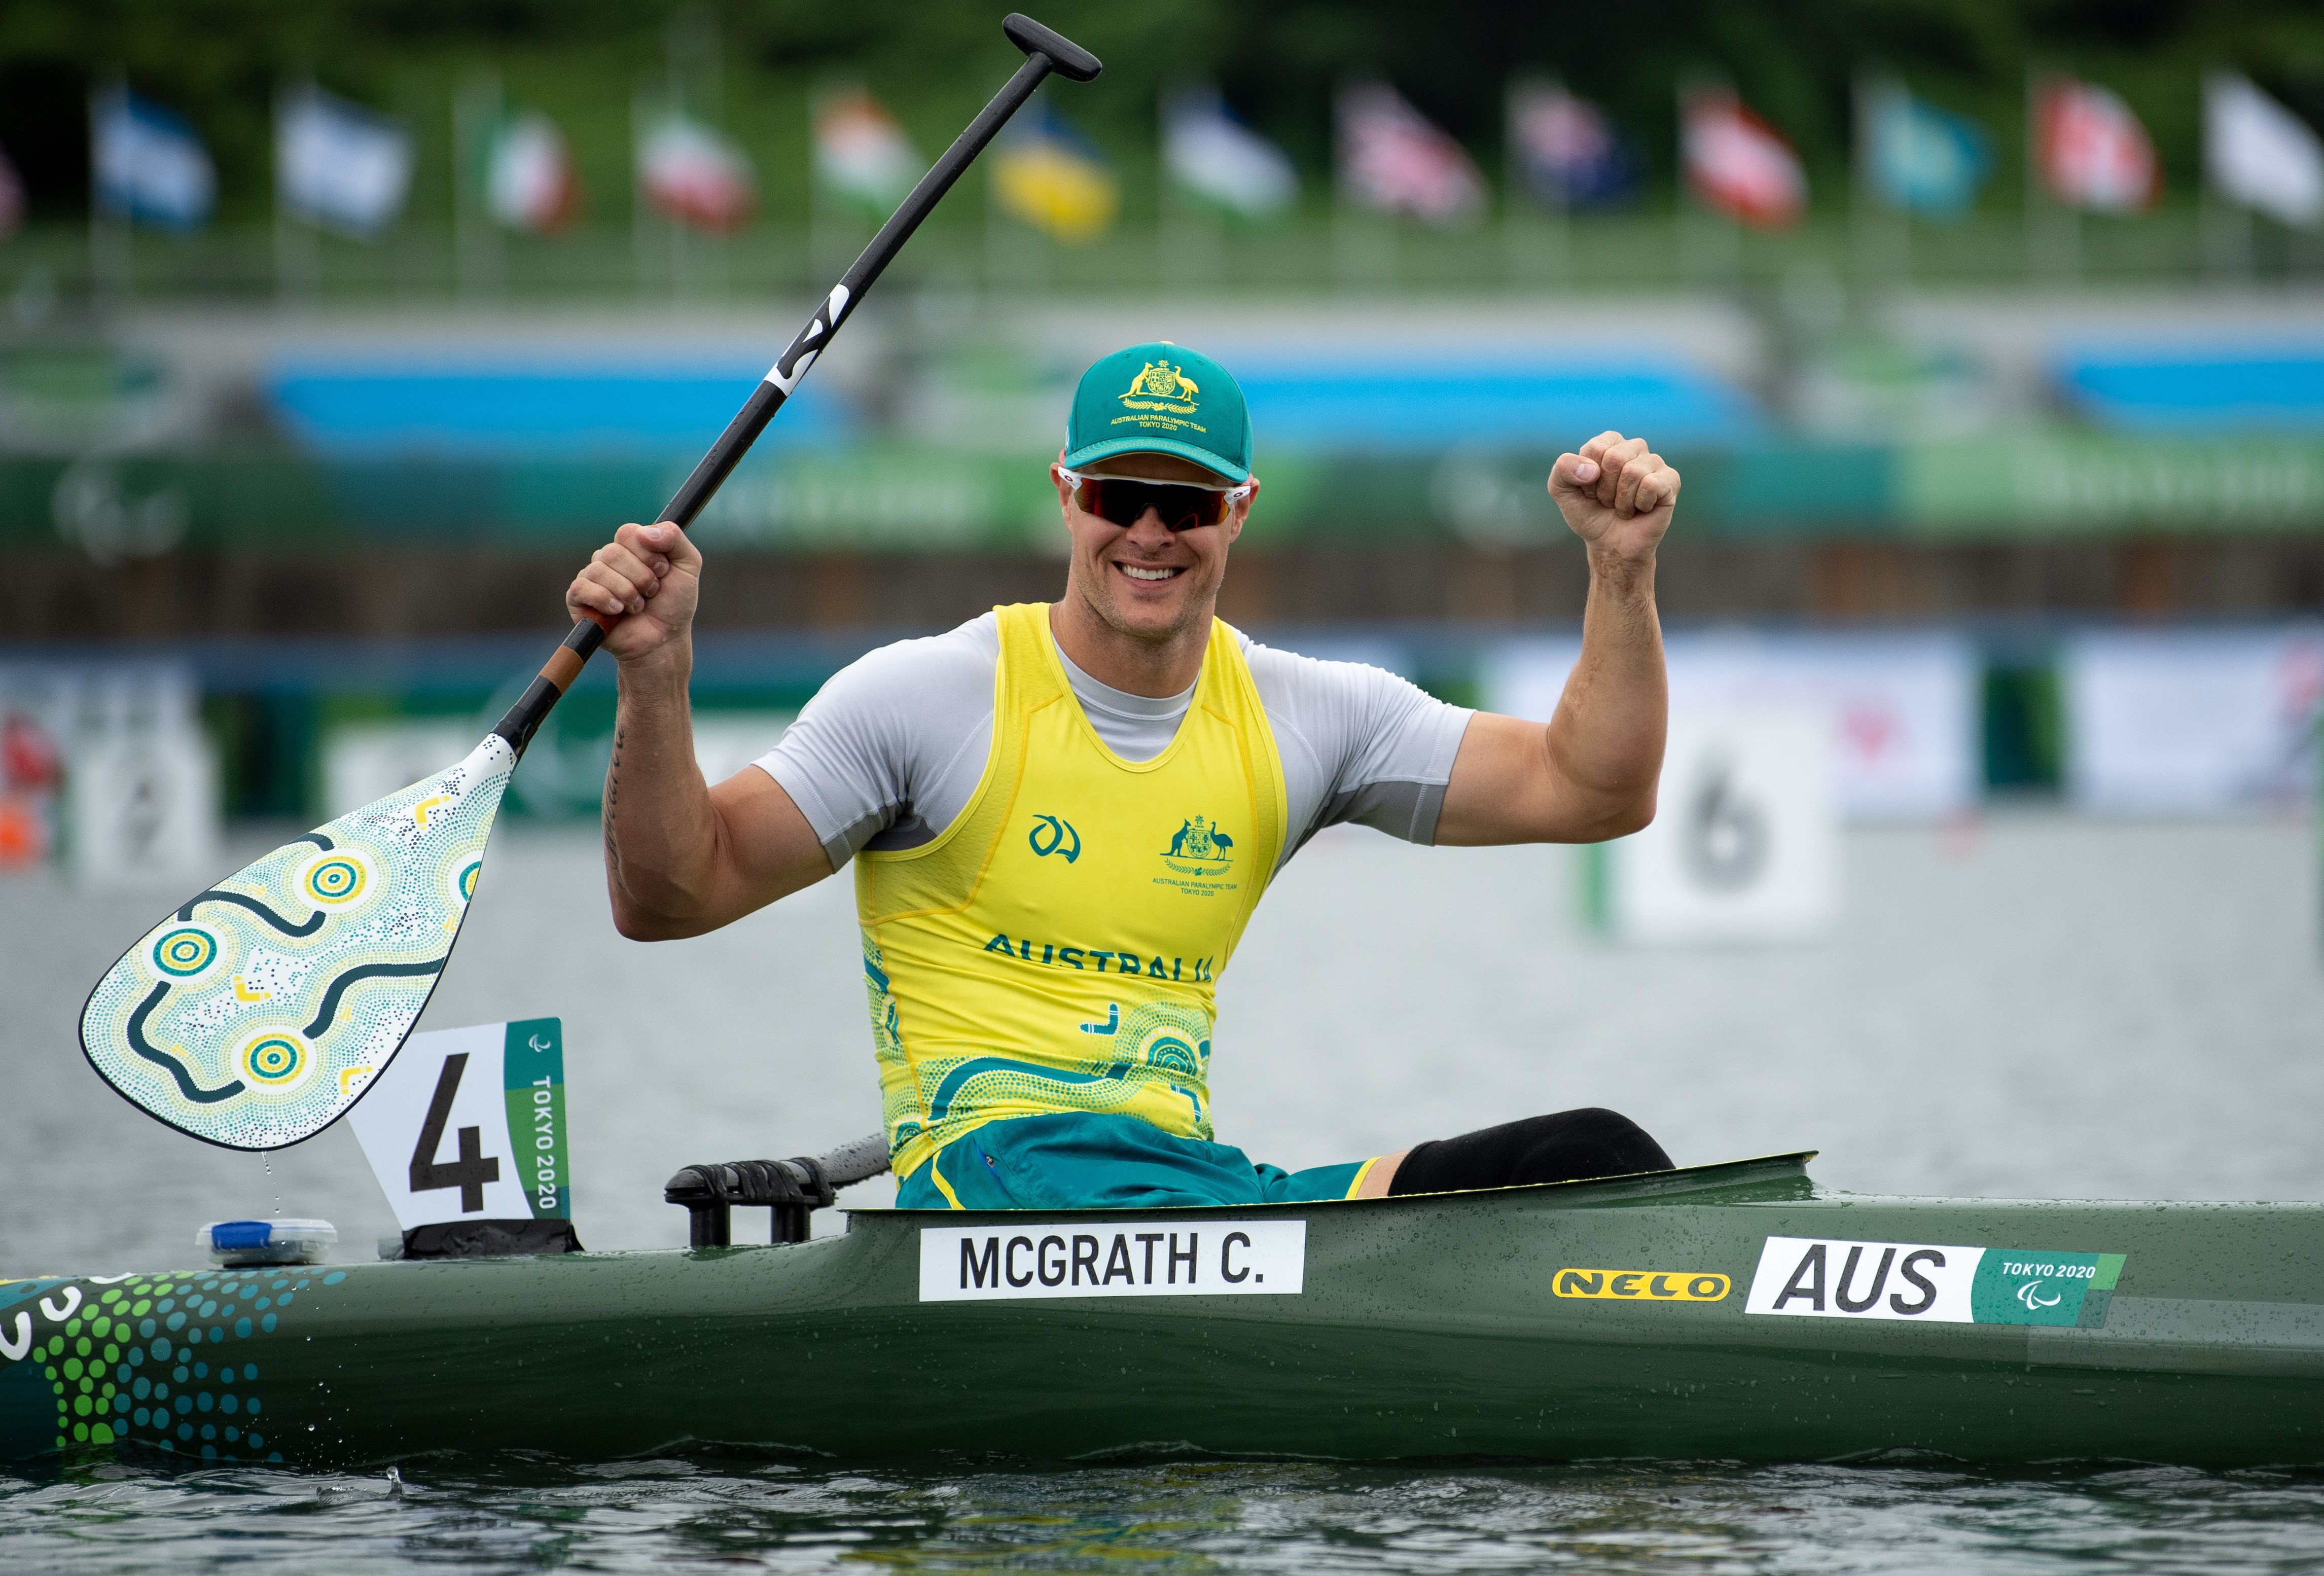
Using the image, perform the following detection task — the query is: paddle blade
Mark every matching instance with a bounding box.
[80,735,517,1151]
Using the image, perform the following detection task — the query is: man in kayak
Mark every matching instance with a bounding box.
[568,342,1681,1210]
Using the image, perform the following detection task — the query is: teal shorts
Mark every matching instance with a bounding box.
[895,1113,1377,1210]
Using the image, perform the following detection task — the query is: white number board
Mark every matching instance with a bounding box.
[68,729,220,890]
[1594,710,1840,944]
[345,1018,573,1231]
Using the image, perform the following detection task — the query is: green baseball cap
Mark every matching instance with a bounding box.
[1062,341,1253,483]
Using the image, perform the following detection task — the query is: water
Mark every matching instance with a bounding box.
[8,1458,2324,1572]
[4,810,2322,1568]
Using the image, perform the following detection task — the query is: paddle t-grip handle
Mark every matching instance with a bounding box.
[1003,13,1102,81]
[491,13,1102,755]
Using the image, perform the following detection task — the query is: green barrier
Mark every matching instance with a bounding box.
[7,433,2324,551]
[1902,434,2324,536]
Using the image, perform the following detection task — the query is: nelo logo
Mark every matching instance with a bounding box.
[1554,1268,1730,1303]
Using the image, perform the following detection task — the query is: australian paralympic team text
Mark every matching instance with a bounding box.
[959,1230,1263,1291]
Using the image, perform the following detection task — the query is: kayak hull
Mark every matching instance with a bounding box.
[8,1155,2323,1470]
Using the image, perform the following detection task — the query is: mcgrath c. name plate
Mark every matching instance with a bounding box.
[919,1221,1305,1302]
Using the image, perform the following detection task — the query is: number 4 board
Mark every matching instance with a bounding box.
[345,1018,574,1231]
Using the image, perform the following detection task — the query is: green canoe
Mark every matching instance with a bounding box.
[7,1152,2323,1471]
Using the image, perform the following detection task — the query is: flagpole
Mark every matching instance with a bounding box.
[1332,81,1359,296]
[1157,87,1174,296]
[2198,166,2252,284]
[1331,82,1401,297]
[808,80,834,286]
[1543,81,1569,289]
[1849,73,1872,298]
[1501,77,1568,295]
[630,82,652,301]
[684,7,729,300]
[454,71,504,301]
[273,81,291,305]
[87,84,106,312]
[1677,76,1741,291]
[1501,79,1523,292]
[2197,76,2254,286]
[2026,68,2077,285]
[1850,72,1908,302]
[274,80,325,306]
[1673,80,1690,290]
[89,78,131,311]
[2022,67,2035,284]
[983,128,1002,301]
[664,14,689,303]
[981,92,1052,301]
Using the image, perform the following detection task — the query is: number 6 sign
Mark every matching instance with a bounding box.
[347,1018,576,1248]
[1583,710,1840,945]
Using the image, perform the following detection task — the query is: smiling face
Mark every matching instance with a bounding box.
[1052,451,1256,649]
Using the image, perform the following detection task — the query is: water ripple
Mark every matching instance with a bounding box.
[5,1458,2324,1574]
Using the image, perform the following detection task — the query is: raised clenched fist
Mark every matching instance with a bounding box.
[1549,432,1679,566]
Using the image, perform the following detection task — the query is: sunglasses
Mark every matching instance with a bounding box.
[1060,467,1253,532]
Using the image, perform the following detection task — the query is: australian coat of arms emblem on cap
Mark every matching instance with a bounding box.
[1123,361,1200,406]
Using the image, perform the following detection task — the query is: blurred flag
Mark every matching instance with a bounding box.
[1682,90,1806,227]
[992,98,1118,242]
[1862,80,1990,217]
[276,84,413,238]
[638,111,756,232]
[0,147,23,240]
[814,89,923,211]
[2205,71,2323,229]
[2035,77,2158,213]
[485,110,581,232]
[1163,87,1298,220]
[91,86,214,230]
[1508,82,1637,208]
[1337,82,1485,225]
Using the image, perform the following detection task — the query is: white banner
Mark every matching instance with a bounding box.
[920,1220,1305,1302]
[1481,630,1979,822]
[2063,627,2324,814]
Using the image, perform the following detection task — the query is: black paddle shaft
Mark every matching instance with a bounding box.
[491,14,1101,755]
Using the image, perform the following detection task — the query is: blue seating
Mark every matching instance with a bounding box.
[1235,359,1763,450]
[267,360,851,456]
[2059,348,2324,432]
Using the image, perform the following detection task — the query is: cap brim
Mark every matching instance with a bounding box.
[1060,436,1249,485]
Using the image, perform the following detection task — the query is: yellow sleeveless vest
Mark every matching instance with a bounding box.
[856,603,1288,1181]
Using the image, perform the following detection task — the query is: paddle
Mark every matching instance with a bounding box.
[79,15,1103,1152]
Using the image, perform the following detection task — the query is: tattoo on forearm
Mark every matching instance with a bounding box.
[604,724,625,883]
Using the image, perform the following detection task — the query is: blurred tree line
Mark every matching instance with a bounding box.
[2,0,2320,224]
